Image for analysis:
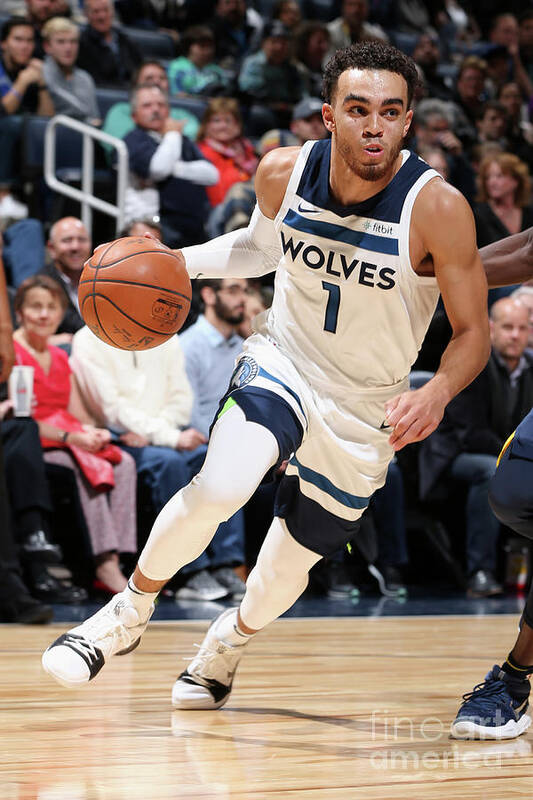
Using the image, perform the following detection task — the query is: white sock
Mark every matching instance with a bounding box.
[123,578,158,620]
[214,608,255,647]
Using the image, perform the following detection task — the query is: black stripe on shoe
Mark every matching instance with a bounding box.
[178,669,231,704]
[50,633,105,680]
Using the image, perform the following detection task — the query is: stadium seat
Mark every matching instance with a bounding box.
[169,96,208,122]
[96,87,130,119]
[121,25,176,59]
[22,116,111,182]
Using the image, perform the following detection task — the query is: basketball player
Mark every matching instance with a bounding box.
[41,42,491,708]
[451,227,533,740]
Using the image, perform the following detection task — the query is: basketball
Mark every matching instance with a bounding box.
[78,236,191,350]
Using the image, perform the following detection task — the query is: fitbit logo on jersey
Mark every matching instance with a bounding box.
[281,231,396,290]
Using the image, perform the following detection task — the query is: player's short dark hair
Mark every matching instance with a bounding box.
[1,16,34,42]
[322,41,419,108]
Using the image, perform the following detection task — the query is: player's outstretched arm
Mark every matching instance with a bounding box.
[386,181,491,451]
[481,227,533,288]
[176,147,301,280]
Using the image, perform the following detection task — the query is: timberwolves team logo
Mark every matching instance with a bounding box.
[230,356,258,389]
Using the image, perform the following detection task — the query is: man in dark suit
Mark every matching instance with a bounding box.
[41,216,89,344]
[420,297,533,597]
[77,0,141,87]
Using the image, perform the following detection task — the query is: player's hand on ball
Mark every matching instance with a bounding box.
[177,428,208,451]
[384,385,446,451]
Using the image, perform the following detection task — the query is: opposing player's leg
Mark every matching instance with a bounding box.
[41,403,285,688]
[451,423,533,740]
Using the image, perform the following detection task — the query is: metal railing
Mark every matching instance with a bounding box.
[44,114,128,236]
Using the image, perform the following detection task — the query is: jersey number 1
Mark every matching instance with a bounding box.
[322,281,340,334]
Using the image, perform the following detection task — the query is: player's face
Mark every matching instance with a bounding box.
[490,304,530,361]
[324,69,412,182]
[18,287,64,339]
[214,279,247,324]
[48,219,91,273]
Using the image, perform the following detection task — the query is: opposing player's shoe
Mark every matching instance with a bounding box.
[451,665,531,740]
[172,608,247,709]
[41,593,154,688]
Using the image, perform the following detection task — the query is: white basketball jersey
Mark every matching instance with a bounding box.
[254,140,441,397]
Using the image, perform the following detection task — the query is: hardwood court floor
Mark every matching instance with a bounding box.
[2,615,533,800]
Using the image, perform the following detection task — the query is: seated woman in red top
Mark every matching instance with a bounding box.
[13,275,137,594]
[197,98,259,207]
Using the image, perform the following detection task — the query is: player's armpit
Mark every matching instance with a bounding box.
[412,181,491,406]
[254,146,301,219]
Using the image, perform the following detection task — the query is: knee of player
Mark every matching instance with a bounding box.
[489,469,529,526]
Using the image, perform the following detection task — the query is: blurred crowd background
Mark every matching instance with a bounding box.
[2,0,533,623]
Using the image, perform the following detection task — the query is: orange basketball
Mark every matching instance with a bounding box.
[78,236,191,350]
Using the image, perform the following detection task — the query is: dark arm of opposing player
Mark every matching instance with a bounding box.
[481,227,533,288]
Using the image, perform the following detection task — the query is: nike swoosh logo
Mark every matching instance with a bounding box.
[297,202,319,214]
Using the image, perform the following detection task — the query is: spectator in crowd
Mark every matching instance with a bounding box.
[412,32,455,102]
[77,0,141,87]
[452,55,488,135]
[119,216,162,241]
[238,20,305,132]
[272,0,302,32]
[412,98,476,202]
[71,324,242,602]
[290,96,328,145]
[497,81,533,168]
[475,100,508,149]
[23,0,59,57]
[327,0,388,57]
[2,412,87,603]
[13,275,138,594]
[124,84,218,246]
[0,412,53,623]
[511,285,533,352]
[0,17,53,116]
[41,216,88,341]
[294,20,330,97]
[1,219,45,289]
[519,9,533,85]
[236,286,268,339]
[167,26,227,98]
[178,277,250,599]
[0,17,54,196]
[473,152,533,249]
[487,13,533,99]
[208,0,262,76]
[102,60,199,147]
[197,97,258,207]
[0,250,52,623]
[418,144,450,180]
[420,297,533,598]
[42,16,100,125]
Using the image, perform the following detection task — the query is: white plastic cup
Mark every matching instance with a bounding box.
[8,365,34,417]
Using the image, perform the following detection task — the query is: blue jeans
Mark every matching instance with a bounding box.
[3,219,45,287]
[448,452,500,574]
[122,443,245,574]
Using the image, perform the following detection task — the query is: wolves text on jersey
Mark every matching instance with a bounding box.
[280,230,396,290]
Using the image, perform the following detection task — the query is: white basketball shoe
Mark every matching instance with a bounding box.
[172,608,248,709]
[42,593,154,688]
